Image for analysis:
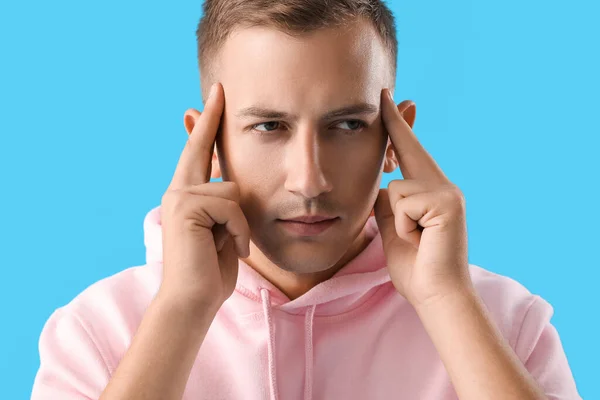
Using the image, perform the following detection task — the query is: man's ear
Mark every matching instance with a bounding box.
[398,100,416,129]
[382,101,416,173]
[382,139,399,173]
[183,108,222,180]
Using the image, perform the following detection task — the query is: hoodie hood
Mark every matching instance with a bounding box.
[143,205,394,400]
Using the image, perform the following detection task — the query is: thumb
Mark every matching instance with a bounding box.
[374,188,417,275]
[374,188,397,248]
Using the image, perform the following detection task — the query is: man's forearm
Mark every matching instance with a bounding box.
[414,287,547,400]
[99,291,219,400]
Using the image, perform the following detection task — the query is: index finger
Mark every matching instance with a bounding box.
[169,83,225,189]
[381,88,448,183]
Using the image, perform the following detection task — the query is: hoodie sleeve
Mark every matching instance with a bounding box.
[513,295,582,400]
[31,307,111,400]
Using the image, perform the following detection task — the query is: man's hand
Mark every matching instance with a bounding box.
[160,82,250,312]
[374,89,550,400]
[374,88,471,308]
[99,82,251,400]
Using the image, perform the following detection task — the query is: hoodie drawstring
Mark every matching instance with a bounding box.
[261,289,279,400]
[260,288,315,400]
[304,304,316,400]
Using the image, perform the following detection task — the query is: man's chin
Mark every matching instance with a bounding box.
[253,237,341,272]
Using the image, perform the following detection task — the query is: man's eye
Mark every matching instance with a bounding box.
[252,121,281,132]
[250,120,365,134]
[335,120,366,131]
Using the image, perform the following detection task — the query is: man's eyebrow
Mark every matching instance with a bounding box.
[235,107,291,120]
[323,103,379,119]
[235,103,379,120]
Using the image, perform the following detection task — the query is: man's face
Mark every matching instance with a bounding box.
[210,21,396,274]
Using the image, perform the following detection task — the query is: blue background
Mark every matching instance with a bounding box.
[1,0,597,398]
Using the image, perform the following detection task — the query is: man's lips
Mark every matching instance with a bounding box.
[280,215,337,223]
[276,216,339,236]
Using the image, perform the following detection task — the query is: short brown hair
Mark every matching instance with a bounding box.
[196,0,397,97]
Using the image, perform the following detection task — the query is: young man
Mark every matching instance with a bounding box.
[31,1,581,399]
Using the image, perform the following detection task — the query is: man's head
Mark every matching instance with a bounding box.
[196,0,398,97]
[184,0,416,276]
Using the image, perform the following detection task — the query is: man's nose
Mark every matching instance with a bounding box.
[284,128,333,199]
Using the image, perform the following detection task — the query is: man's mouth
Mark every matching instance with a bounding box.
[276,215,339,236]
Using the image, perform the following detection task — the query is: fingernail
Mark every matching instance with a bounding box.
[386,89,394,103]
[208,83,217,100]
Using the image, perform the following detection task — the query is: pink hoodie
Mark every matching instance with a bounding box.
[31,206,581,400]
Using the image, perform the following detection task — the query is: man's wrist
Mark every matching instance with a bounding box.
[412,283,479,318]
[154,288,222,327]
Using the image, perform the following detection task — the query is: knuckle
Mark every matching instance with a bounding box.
[161,190,176,208]
[388,179,402,191]
[223,198,239,215]
[162,187,193,214]
[222,181,241,202]
[181,214,204,231]
[445,184,466,209]
[162,186,222,231]
[231,183,241,202]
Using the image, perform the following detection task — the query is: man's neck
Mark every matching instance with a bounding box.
[241,224,372,301]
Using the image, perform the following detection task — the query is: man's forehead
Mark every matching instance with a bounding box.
[217,24,390,83]
[211,23,391,115]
